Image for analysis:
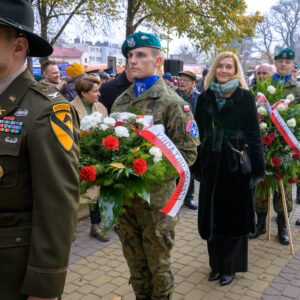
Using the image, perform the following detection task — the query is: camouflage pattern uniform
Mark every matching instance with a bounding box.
[111,78,199,300]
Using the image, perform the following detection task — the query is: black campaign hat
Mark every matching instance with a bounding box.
[0,0,53,57]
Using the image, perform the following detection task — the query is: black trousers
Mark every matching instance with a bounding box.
[207,235,248,274]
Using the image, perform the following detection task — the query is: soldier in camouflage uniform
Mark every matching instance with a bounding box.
[0,1,80,299]
[111,32,199,300]
[253,48,300,245]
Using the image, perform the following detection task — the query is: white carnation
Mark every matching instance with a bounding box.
[267,85,276,95]
[115,126,130,137]
[257,106,267,116]
[153,156,162,162]
[276,103,287,112]
[100,124,109,130]
[287,118,296,128]
[286,94,295,102]
[103,117,116,126]
[111,112,136,121]
[259,122,267,130]
[90,112,103,121]
[149,146,162,158]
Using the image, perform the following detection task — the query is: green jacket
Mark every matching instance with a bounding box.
[0,70,80,299]
[112,78,199,166]
[273,77,300,102]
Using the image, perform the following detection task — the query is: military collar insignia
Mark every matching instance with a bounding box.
[48,92,60,99]
[127,37,135,48]
[9,96,16,102]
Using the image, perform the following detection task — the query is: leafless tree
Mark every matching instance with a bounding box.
[270,0,300,49]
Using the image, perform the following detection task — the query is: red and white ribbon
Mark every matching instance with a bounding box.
[139,125,190,217]
[257,92,300,153]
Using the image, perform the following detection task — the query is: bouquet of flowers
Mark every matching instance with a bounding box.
[251,78,300,197]
[79,112,177,230]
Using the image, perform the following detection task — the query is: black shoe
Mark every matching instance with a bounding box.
[184,199,198,210]
[249,213,267,239]
[208,271,221,281]
[220,273,234,286]
[277,215,289,245]
[296,219,300,226]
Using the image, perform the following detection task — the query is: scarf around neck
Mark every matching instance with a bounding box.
[272,73,292,84]
[134,75,159,97]
[209,78,240,108]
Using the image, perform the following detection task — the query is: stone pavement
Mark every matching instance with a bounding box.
[64,183,300,300]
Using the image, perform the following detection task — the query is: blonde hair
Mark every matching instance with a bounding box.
[204,51,248,90]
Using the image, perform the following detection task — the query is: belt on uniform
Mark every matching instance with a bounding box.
[0,211,32,227]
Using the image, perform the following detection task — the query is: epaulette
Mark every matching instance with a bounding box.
[30,82,67,103]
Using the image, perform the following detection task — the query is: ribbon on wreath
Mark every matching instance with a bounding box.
[257,92,300,153]
[140,124,190,217]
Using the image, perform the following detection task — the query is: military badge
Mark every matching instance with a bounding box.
[5,136,18,143]
[50,111,74,151]
[186,120,199,137]
[0,117,23,134]
[14,109,29,117]
[282,52,287,58]
[127,37,135,48]
[141,35,148,40]
[52,104,70,112]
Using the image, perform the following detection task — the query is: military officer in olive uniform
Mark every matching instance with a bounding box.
[253,48,300,245]
[111,32,199,300]
[0,1,80,299]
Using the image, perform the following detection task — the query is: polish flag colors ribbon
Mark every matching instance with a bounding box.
[139,124,190,217]
[257,92,300,153]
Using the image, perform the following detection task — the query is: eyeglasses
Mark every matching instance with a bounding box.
[257,72,268,75]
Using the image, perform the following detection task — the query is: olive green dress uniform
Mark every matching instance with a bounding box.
[0,70,80,299]
[111,78,199,300]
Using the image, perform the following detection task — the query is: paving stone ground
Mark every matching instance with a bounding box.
[64,183,300,299]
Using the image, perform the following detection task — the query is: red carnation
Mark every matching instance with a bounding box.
[262,133,275,146]
[262,135,273,146]
[115,121,124,127]
[288,177,298,184]
[274,172,284,180]
[81,130,89,136]
[133,158,147,175]
[102,135,119,150]
[268,133,276,141]
[80,166,96,182]
[271,156,282,167]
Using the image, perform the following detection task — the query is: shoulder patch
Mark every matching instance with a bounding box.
[50,111,74,151]
[52,103,71,112]
[186,120,199,138]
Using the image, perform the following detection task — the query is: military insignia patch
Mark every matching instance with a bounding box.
[52,104,70,112]
[183,105,190,112]
[127,37,135,48]
[186,120,199,137]
[50,111,74,151]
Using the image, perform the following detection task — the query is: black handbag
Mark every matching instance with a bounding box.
[230,145,252,174]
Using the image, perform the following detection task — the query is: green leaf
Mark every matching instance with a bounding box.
[98,187,124,232]
[125,178,150,203]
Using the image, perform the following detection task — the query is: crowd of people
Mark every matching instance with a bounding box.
[1,1,300,300]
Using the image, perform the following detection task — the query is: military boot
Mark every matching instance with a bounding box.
[249,213,267,239]
[297,185,300,205]
[90,224,109,242]
[277,215,289,245]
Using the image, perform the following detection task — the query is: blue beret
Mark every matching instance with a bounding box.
[163,72,172,81]
[121,31,161,58]
[274,48,295,60]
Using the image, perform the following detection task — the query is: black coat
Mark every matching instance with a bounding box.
[99,71,132,113]
[193,87,265,240]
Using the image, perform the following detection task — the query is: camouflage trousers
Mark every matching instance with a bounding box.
[255,185,293,214]
[118,198,178,300]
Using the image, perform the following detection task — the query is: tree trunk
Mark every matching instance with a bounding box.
[126,0,135,37]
